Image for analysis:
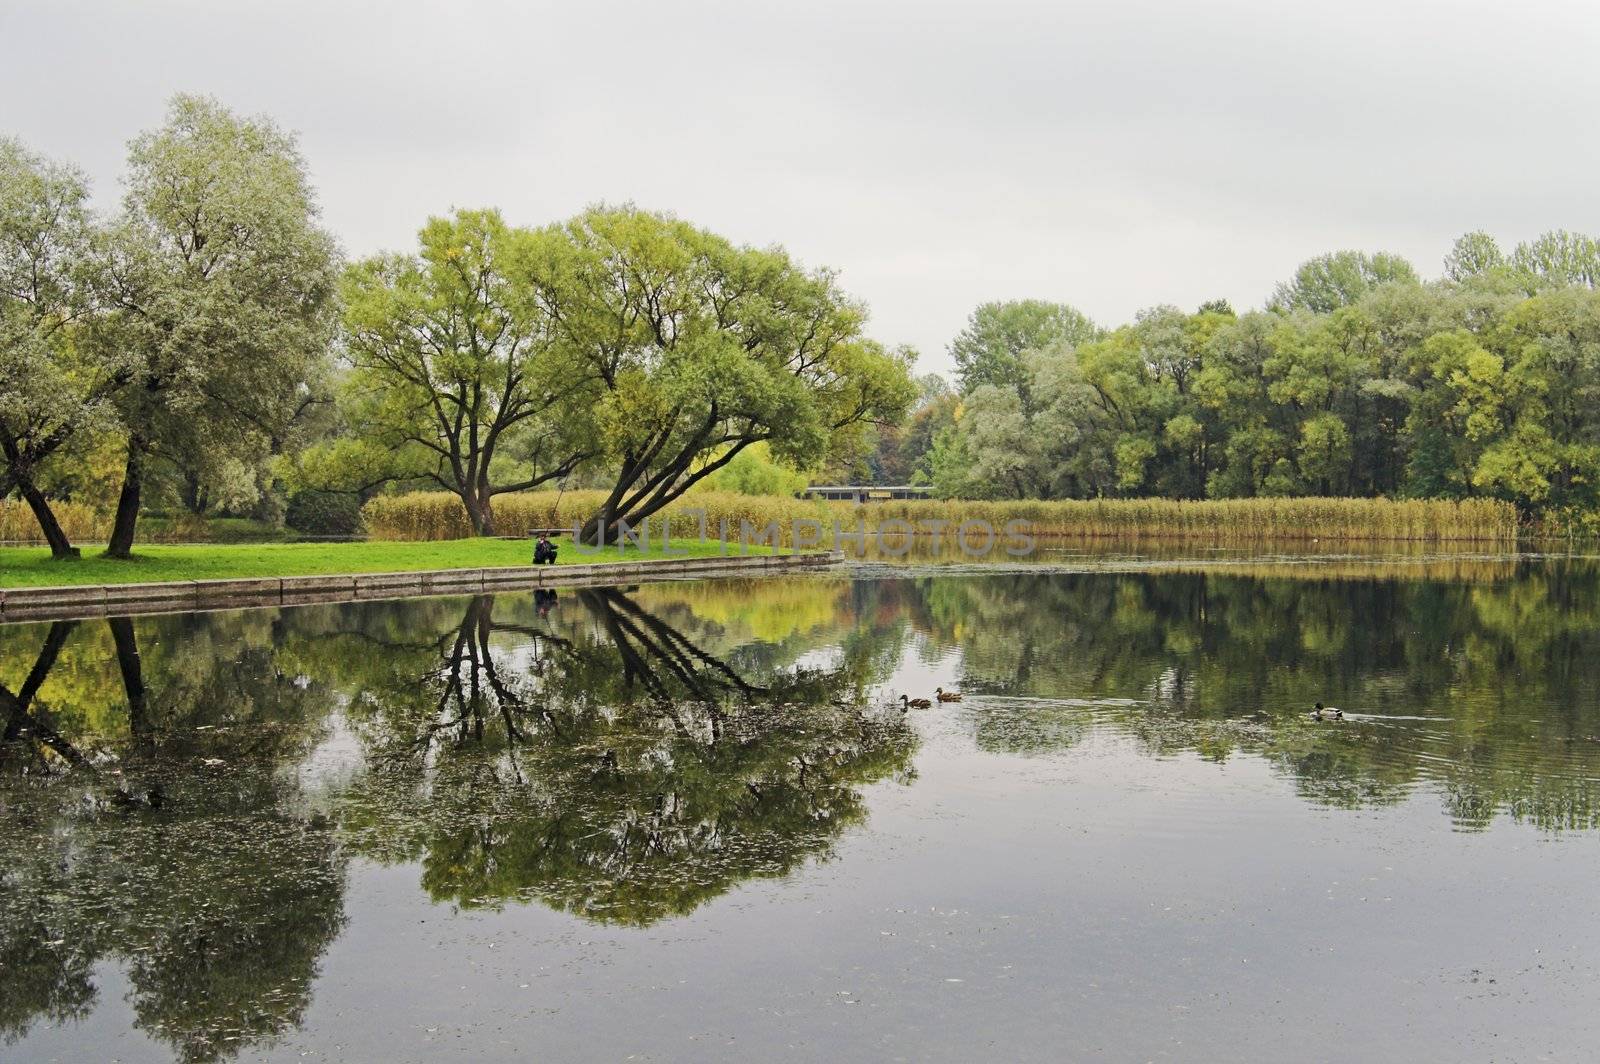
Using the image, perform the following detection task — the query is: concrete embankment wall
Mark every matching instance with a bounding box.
[0,552,839,624]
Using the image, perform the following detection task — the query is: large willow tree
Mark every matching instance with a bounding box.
[330,209,596,536]
[98,95,339,557]
[515,206,915,544]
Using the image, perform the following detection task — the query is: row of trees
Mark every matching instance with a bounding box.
[1,95,915,556]
[910,240,1600,513]
[11,94,1600,548]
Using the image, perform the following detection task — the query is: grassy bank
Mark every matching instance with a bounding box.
[0,537,770,588]
[364,490,1521,544]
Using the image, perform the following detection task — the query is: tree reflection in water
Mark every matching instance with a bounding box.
[0,579,914,1058]
[8,559,1600,1060]
[917,563,1600,830]
[0,613,345,1063]
[314,587,918,925]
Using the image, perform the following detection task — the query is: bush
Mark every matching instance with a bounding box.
[286,491,365,536]
[696,443,810,497]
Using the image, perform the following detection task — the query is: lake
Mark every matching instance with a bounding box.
[3,549,1600,1062]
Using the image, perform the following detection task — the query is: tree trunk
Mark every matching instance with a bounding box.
[16,477,80,559]
[478,489,495,537]
[579,506,632,546]
[462,489,495,537]
[109,617,150,743]
[105,437,145,559]
[181,467,207,516]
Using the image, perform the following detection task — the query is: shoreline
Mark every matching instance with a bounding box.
[0,552,839,624]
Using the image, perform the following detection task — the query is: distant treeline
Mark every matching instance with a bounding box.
[876,237,1600,525]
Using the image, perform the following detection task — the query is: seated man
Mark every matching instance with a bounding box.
[533,532,558,565]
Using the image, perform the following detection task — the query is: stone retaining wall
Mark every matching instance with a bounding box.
[0,552,840,624]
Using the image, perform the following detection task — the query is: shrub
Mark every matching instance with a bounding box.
[286,491,365,536]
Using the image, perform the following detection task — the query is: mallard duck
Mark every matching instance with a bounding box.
[936,687,962,702]
[1311,701,1343,721]
[901,694,933,710]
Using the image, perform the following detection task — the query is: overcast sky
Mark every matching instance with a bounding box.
[6,0,1599,377]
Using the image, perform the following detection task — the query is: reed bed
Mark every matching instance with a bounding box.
[362,490,835,542]
[364,491,1521,544]
[0,503,257,546]
[0,499,109,545]
[851,497,1520,543]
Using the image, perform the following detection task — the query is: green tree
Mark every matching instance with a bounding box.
[1472,288,1600,510]
[932,342,1115,499]
[895,377,959,485]
[1444,231,1506,282]
[97,95,339,557]
[1194,312,1289,497]
[1510,230,1600,289]
[948,299,1100,394]
[1403,329,1503,497]
[0,138,122,558]
[700,440,810,495]
[515,206,915,544]
[326,209,595,535]
[1269,250,1419,313]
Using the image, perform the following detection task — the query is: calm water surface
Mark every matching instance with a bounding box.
[3,550,1600,1062]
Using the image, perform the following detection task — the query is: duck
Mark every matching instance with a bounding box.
[1310,701,1343,722]
[935,687,962,703]
[901,694,933,711]
[109,783,165,811]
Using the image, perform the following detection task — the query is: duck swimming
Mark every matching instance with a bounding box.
[936,687,962,702]
[901,694,933,710]
[1310,701,1343,721]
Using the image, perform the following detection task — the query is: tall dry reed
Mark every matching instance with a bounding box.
[361,490,837,542]
[362,492,1521,544]
[850,496,1519,543]
[0,499,110,545]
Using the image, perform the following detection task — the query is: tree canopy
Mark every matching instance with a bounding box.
[15,92,1600,553]
[513,205,915,542]
[315,209,595,535]
[96,94,339,556]
[949,299,1101,394]
[932,241,1600,515]
[0,138,119,557]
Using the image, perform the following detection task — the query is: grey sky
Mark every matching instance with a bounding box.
[6,0,1599,377]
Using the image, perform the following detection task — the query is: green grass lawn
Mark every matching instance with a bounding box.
[0,537,783,588]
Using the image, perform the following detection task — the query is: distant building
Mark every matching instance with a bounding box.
[801,485,934,503]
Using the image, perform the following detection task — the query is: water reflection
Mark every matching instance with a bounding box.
[0,612,344,1062]
[293,589,917,924]
[5,558,1600,1059]
[922,565,1600,830]
[0,582,915,1058]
